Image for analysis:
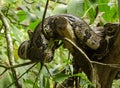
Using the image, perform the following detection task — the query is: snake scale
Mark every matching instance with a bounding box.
[18,14,118,62]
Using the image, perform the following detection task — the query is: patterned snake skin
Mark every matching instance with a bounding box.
[18,14,117,62]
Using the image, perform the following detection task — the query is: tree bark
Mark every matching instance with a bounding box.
[95,24,120,88]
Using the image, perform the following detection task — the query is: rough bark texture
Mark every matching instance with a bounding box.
[96,26,120,88]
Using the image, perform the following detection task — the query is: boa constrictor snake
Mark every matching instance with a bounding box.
[18,14,118,62]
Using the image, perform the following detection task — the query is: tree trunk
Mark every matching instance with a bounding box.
[93,25,120,88]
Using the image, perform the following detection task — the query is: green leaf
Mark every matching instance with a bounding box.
[26,12,37,22]
[89,0,97,3]
[5,0,17,3]
[11,25,23,42]
[84,0,97,23]
[73,72,94,87]
[53,73,69,83]
[98,0,118,22]
[52,4,67,15]
[22,79,34,88]
[45,78,50,88]
[29,19,40,30]
[39,74,44,88]
[73,73,86,78]
[67,0,84,17]
[17,10,27,22]
[0,72,14,88]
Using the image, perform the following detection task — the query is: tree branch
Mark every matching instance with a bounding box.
[0,61,34,76]
[0,11,21,88]
[64,37,120,69]
[41,0,50,31]
[7,62,38,88]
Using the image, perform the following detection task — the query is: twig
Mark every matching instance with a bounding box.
[64,37,92,63]
[0,61,34,76]
[2,4,10,16]
[0,61,33,69]
[50,0,67,5]
[24,0,34,4]
[0,69,7,76]
[44,64,53,77]
[7,62,38,88]
[0,11,21,88]
[64,37,120,69]
[0,64,7,69]
[8,61,34,69]
[41,0,49,31]
[92,61,120,69]
[33,62,44,88]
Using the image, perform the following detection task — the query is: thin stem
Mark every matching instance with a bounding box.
[64,37,92,63]
[8,61,34,69]
[0,69,7,76]
[44,64,52,77]
[41,0,49,31]
[0,61,34,76]
[7,62,38,88]
[33,63,44,88]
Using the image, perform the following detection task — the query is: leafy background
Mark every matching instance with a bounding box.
[0,0,119,88]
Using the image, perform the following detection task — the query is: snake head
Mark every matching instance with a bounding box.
[18,39,55,63]
[18,40,29,59]
[18,31,56,63]
[18,30,33,60]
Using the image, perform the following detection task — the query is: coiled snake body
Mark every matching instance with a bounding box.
[18,14,117,62]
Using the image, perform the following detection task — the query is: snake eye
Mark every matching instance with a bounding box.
[18,41,29,59]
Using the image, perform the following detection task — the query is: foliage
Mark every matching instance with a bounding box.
[0,0,119,88]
